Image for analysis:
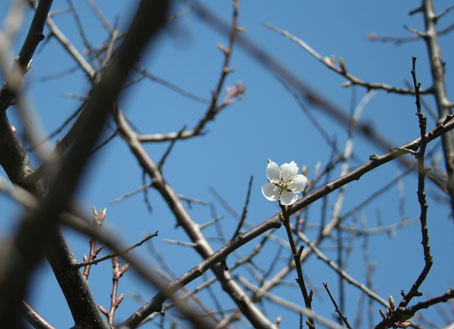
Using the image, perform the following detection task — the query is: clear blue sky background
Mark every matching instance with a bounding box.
[1,0,454,328]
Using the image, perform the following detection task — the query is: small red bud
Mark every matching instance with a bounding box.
[116,293,125,305]
[389,295,395,310]
[120,264,129,274]
[98,305,108,315]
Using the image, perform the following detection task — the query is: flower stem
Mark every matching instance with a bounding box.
[280,204,315,329]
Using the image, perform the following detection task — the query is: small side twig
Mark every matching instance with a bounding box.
[134,67,209,104]
[435,5,454,22]
[323,282,353,329]
[99,257,129,325]
[231,175,253,239]
[367,24,454,46]
[66,0,96,66]
[158,125,187,170]
[86,0,114,34]
[142,170,152,213]
[405,289,454,315]
[82,207,106,279]
[77,231,158,268]
[297,231,388,307]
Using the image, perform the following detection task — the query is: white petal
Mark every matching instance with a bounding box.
[262,183,279,201]
[280,161,298,181]
[291,174,308,193]
[279,190,298,205]
[266,160,281,183]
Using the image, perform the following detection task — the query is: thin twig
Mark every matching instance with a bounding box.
[136,0,242,144]
[158,125,187,170]
[280,205,315,329]
[134,67,209,104]
[399,57,433,308]
[142,170,152,213]
[280,79,336,150]
[90,130,118,155]
[361,217,375,329]
[373,56,434,329]
[102,257,129,325]
[76,231,158,268]
[367,24,454,46]
[86,0,114,34]
[265,24,432,95]
[66,0,96,66]
[323,283,353,329]
[82,207,106,278]
[231,175,253,239]
[238,276,348,329]
[297,231,388,307]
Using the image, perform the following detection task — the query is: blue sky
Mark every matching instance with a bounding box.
[1,0,454,328]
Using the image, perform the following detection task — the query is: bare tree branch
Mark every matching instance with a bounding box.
[421,0,454,214]
[0,1,170,328]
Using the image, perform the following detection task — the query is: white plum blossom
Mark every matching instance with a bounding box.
[261,159,308,206]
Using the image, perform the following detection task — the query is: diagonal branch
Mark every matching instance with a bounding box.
[255,114,454,299]
[114,107,278,329]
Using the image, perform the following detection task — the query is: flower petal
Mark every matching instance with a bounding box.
[262,183,279,201]
[280,161,298,181]
[266,160,281,183]
[290,174,308,193]
[279,190,298,205]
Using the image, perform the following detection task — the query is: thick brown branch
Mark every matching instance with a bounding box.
[22,301,56,329]
[0,1,169,328]
[0,0,53,111]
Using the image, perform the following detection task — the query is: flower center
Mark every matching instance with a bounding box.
[275,176,295,194]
